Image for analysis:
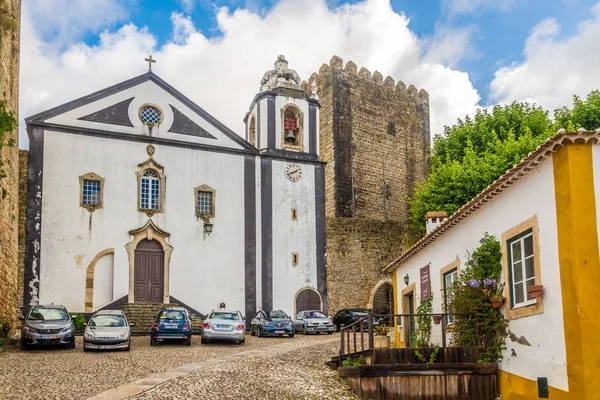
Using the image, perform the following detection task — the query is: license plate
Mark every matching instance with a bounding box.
[217,325,229,329]
[275,330,285,334]
[40,335,57,339]
[165,324,177,329]
[98,345,113,349]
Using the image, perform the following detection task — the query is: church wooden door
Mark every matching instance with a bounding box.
[134,240,164,303]
[296,289,321,312]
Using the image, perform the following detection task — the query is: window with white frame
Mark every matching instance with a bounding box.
[140,170,160,210]
[443,268,458,323]
[508,229,536,308]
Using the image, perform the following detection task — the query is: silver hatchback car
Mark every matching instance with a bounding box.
[83,310,133,352]
[201,309,245,344]
[19,305,76,350]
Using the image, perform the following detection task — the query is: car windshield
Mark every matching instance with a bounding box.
[158,310,185,320]
[27,308,69,321]
[304,311,326,318]
[209,312,240,321]
[89,315,127,327]
[268,310,289,319]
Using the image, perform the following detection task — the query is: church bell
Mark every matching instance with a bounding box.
[285,129,297,143]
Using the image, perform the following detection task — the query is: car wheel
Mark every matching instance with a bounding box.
[238,339,245,345]
[327,332,333,335]
[150,337,157,346]
[20,340,27,351]
[185,337,192,346]
[201,337,207,344]
[257,327,263,338]
[125,340,131,352]
[289,333,295,338]
[250,326,256,336]
[68,339,76,349]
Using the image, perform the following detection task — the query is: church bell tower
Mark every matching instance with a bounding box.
[245,56,327,315]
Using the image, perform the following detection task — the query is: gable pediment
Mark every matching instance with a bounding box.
[26,73,253,151]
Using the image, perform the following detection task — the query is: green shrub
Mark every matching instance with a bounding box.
[413,295,433,348]
[70,314,86,333]
[374,324,389,336]
[0,318,12,338]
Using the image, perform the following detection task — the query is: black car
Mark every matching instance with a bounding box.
[332,309,381,331]
[19,305,76,350]
[250,310,295,337]
[151,307,194,346]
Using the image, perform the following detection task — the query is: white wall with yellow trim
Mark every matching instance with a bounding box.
[393,157,569,391]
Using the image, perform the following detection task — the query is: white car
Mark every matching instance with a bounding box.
[83,310,133,352]
[293,310,335,334]
[201,309,246,345]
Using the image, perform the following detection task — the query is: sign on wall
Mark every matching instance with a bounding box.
[420,265,431,301]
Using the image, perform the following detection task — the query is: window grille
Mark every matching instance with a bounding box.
[141,170,160,210]
[197,191,213,215]
[140,106,162,125]
[82,180,101,205]
[508,230,536,308]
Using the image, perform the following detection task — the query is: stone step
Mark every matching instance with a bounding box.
[118,303,203,335]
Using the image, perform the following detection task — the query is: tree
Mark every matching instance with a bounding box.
[409,102,554,235]
[554,90,600,131]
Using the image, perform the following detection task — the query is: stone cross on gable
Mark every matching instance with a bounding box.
[145,55,156,72]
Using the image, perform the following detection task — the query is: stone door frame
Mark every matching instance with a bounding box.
[126,219,173,303]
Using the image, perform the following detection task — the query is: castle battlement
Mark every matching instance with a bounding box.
[307,55,428,101]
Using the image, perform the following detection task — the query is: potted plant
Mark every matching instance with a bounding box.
[528,285,544,299]
[432,315,442,325]
[490,296,505,309]
[374,324,390,349]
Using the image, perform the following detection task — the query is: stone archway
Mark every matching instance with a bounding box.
[368,278,394,315]
[126,219,173,303]
[84,248,114,312]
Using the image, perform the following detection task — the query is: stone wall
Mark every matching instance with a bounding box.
[0,0,20,334]
[17,150,27,316]
[314,56,430,222]
[310,56,430,314]
[326,218,406,314]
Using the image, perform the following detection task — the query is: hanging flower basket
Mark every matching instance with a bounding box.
[432,315,442,325]
[490,297,505,309]
[528,285,544,299]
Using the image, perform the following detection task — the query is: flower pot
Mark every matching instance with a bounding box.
[490,297,505,309]
[432,315,442,325]
[528,285,544,298]
[374,335,391,349]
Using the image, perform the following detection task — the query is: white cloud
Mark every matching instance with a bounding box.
[178,0,196,14]
[19,0,481,147]
[490,2,600,116]
[424,23,478,68]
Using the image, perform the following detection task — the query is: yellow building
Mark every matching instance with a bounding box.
[384,130,600,399]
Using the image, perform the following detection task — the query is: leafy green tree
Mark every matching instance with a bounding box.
[554,90,600,131]
[410,102,554,235]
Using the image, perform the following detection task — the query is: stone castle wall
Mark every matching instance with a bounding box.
[304,56,430,314]
[17,150,27,317]
[0,0,21,333]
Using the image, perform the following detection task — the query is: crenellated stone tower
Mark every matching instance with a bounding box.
[303,56,431,314]
[0,0,21,333]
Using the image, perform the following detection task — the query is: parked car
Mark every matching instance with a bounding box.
[332,309,381,331]
[83,310,133,352]
[201,309,245,344]
[19,305,76,350]
[250,310,295,337]
[293,310,334,334]
[151,307,193,346]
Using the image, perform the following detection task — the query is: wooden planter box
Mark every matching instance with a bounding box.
[528,285,544,298]
[374,335,390,349]
[490,297,504,309]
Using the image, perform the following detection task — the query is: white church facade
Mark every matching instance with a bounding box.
[23,56,327,323]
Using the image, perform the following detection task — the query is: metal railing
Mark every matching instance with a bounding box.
[339,310,479,360]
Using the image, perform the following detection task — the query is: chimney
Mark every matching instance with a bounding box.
[425,212,448,235]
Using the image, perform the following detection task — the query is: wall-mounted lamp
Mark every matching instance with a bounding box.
[404,273,409,286]
[219,302,226,309]
[292,252,299,267]
[203,217,213,236]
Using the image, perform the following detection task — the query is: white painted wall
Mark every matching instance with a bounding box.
[593,145,600,252]
[258,98,268,150]
[93,253,114,310]
[270,159,318,317]
[393,158,568,390]
[46,80,244,150]
[40,130,246,316]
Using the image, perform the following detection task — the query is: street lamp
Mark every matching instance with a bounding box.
[404,273,409,286]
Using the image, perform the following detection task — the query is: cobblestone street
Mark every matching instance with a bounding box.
[0,334,357,400]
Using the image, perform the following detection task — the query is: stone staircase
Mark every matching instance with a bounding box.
[119,303,203,335]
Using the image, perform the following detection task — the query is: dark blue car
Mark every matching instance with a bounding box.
[250,309,295,337]
[151,307,193,346]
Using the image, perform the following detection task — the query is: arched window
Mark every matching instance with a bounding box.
[140,170,160,210]
[281,104,303,150]
[248,116,256,146]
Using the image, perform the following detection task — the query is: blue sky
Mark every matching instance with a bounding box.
[19,0,600,147]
